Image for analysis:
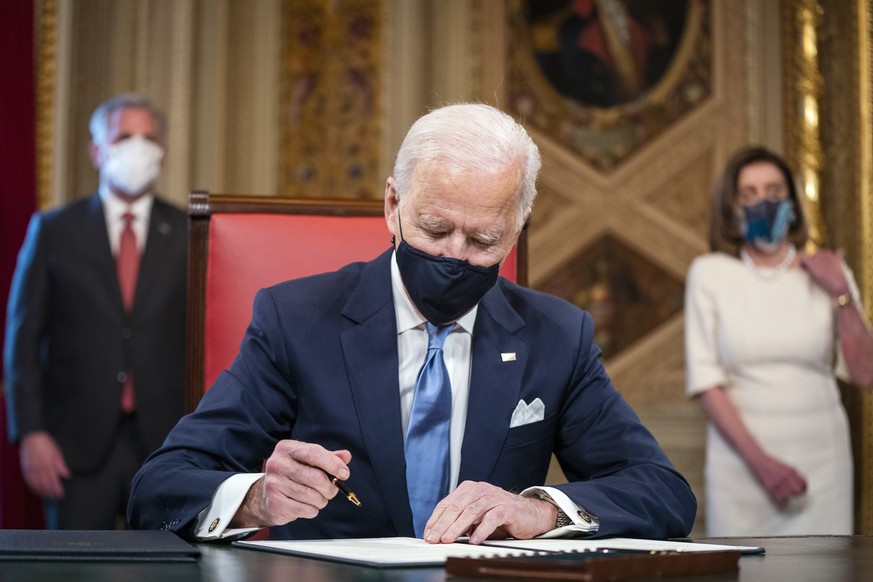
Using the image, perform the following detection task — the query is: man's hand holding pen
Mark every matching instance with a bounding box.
[327,472,361,507]
[229,440,357,529]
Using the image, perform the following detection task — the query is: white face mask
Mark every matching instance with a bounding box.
[101,135,164,196]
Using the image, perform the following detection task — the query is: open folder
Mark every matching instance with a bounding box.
[233,536,763,569]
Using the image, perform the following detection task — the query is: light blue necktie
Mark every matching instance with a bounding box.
[405,322,453,538]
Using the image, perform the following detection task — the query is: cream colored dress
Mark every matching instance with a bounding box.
[685,252,855,536]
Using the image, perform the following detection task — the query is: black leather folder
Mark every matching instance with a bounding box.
[0,530,200,562]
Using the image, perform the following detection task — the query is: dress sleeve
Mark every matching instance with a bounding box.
[833,261,863,382]
[684,257,727,397]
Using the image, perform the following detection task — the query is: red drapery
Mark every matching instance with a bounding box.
[0,0,45,529]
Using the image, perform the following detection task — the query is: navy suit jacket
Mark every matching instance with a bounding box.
[128,249,695,539]
[4,193,187,472]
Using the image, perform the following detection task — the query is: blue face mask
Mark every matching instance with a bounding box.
[394,215,500,326]
[740,199,795,251]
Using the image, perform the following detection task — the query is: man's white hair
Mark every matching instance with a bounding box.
[392,103,541,228]
[89,93,166,147]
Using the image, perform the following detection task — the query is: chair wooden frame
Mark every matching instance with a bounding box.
[185,190,528,412]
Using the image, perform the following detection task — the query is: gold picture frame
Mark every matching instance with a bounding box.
[506,0,709,171]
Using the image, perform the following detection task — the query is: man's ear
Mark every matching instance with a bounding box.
[384,177,400,238]
[88,141,101,169]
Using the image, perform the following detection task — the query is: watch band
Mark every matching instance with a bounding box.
[555,507,574,528]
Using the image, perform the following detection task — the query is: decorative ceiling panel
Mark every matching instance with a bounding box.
[537,234,684,359]
[643,146,715,241]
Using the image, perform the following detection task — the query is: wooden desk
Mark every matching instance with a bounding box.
[1,535,871,581]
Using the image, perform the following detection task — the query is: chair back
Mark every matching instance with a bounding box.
[186,191,527,411]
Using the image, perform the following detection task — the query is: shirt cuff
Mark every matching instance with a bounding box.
[522,485,600,538]
[194,473,265,541]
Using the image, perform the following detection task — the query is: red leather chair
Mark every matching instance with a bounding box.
[186,191,527,411]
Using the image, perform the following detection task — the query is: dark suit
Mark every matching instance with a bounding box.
[4,192,187,526]
[128,249,695,540]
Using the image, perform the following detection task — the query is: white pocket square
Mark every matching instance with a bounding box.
[509,397,545,428]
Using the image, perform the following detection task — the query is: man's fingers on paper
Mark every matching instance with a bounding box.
[465,506,509,545]
[425,481,506,544]
[432,500,489,544]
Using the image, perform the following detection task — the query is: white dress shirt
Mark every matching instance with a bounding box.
[99,186,154,255]
[194,251,597,540]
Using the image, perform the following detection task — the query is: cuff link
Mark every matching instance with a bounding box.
[208,517,220,533]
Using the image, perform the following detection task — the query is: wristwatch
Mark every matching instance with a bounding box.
[555,506,574,528]
[533,490,593,529]
[834,292,854,308]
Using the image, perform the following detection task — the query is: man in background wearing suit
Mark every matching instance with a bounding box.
[129,103,695,543]
[4,93,187,529]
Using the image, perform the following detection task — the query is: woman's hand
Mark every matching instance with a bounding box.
[747,453,807,505]
[799,249,850,298]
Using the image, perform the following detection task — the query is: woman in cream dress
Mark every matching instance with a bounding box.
[685,147,873,536]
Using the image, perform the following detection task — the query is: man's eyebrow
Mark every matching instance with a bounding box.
[417,215,451,230]
[475,231,503,244]
[416,215,505,242]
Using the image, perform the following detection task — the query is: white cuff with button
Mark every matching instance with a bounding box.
[194,472,264,541]
[521,485,600,538]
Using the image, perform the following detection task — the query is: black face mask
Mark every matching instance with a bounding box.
[394,215,500,326]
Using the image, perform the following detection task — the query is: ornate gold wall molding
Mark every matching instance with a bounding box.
[858,0,873,535]
[785,0,873,534]
[781,0,827,249]
[35,0,58,210]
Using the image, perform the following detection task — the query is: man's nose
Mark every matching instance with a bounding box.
[443,234,470,261]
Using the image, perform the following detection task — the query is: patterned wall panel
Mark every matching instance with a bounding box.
[501,0,751,535]
[280,0,382,199]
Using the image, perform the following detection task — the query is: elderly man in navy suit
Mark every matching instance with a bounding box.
[128,103,695,543]
[4,94,187,529]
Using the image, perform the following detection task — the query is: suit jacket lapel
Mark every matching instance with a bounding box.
[340,249,413,534]
[135,199,178,314]
[459,283,529,483]
[82,193,122,311]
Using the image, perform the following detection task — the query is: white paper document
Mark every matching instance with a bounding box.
[233,536,763,568]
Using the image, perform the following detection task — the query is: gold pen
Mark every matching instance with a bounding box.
[327,472,361,507]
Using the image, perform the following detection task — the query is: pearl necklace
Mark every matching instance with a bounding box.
[740,244,796,283]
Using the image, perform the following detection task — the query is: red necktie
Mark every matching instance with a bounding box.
[117,211,139,412]
[118,212,139,310]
